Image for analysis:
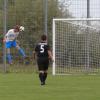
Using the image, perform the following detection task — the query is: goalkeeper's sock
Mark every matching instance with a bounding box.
[18,48,26,58]
[7,54,12,64]
[39,73,44,85]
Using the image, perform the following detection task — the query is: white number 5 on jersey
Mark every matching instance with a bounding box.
[40,45,44,53]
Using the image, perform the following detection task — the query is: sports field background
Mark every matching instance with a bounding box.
[0,1,100,100]
[0,73,100,100]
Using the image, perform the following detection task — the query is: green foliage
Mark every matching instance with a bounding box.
[6,0,70,42]
[0,0,3,10]
[3,0,70,53]
[0,0,71,57]
[0,0,3,32]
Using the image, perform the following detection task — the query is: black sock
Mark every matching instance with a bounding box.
[39,73,44,83]
[44,73,47,82]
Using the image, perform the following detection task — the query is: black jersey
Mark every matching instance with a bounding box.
[35,42,50,58]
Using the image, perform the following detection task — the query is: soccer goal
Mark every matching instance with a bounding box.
[52,18,100,75]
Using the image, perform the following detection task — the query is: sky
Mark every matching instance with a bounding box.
[59,0,100,18]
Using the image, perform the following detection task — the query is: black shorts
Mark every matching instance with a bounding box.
[37,57,49,71]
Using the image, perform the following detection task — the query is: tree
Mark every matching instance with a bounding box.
[0,0,72,57]
[6,0,71,45]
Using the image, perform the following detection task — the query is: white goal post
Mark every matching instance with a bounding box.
[52,18,100,75]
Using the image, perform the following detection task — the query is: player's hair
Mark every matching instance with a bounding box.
[41,34,47,41]
[14,25,20,31]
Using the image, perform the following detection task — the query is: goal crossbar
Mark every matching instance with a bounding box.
[53,18,100,21]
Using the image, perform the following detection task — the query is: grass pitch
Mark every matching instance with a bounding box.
[0,73,100,100]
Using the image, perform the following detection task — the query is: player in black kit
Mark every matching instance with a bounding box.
[34,35,53,85]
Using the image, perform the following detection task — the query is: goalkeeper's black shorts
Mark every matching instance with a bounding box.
[37,57,49,71]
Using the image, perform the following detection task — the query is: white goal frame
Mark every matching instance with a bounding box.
[52,18,100,75]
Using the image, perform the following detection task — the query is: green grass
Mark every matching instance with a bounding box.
[0,73,100,100]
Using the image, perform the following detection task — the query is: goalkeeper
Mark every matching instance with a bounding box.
[4,25,26,64]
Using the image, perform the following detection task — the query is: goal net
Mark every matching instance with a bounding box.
[52,18,100,75]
